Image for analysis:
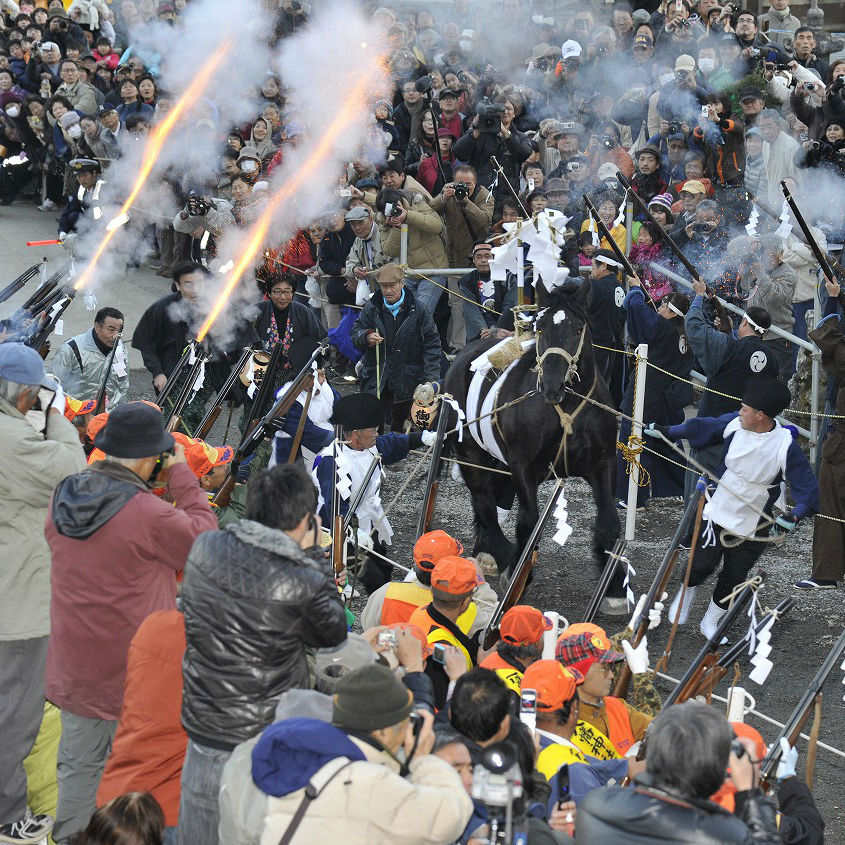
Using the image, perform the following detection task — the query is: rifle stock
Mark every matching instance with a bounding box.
[481,481,564,650]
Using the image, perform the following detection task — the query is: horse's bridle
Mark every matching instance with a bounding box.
[534,322,588,391]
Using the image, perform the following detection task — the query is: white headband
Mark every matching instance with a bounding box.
[744,313,766,335]
[595,254,622,268]
[665,300,684,318]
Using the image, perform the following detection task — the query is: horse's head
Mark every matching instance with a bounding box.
[534,280,592,405]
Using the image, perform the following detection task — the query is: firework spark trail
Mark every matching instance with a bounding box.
[196,74,381,342]
[73,41,233,292]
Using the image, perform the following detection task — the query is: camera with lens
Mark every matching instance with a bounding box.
[188,190,210,216]
[675,16,691,28]
[668,120,682,134]
[832,76,845,93]
[809,140,821,151]
[453,181,469,201]
[535,57,550,72]
[748,47,761,58]
[601,134,617,150]
[595,43,609,55]
[56,19,68,30]
[470,742,526,844]
[805,82,819,92]
[476,97,506,134]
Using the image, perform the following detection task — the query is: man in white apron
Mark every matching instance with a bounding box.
[312,391,434,594]
[646,375,818,638]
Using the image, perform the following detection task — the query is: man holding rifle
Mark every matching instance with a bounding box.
[646,374,818,637]
[312,391,435,594]
[50,307,128,409]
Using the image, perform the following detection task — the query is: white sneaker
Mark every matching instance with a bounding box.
[37,199,58,212]
[0,810,54,844]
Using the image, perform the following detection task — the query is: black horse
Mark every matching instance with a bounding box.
[443,280,623,602]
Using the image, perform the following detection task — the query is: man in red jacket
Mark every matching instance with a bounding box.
[44,402,217,843]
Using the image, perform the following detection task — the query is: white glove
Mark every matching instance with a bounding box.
[622,636,649,675]
[629,593,667,631]
[421,429,436,447]
[775,738,798,780]
[48,379,65,415]
[356,529,374,551]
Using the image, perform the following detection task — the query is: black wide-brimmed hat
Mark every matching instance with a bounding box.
[330,392,384,431]
[94,402,175,458]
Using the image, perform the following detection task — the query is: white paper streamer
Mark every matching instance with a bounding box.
[189,359,206,400]
[83,289,97,311]
[623,556,637,610]
[552,489,573,546]
[440,396,465,442]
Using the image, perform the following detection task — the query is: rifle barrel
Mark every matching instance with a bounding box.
[584,538,626,623]
[164,344,209,431]
[93,334,122,416]
[416,399,451,538]
[343,455,382,533]
[779,181,834,280]
[759,624,845,784]
[155,343,195,409]
[616,172,702,283]
[193,345,257,438]
[0,263,41,305]
[582,195,638,278]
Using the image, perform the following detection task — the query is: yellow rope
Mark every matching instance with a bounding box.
[616,434,651,488]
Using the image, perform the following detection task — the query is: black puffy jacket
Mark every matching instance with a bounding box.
[575,775,781,845]
[181,520,348,750]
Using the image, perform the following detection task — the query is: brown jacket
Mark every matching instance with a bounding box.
[429,185,494,267]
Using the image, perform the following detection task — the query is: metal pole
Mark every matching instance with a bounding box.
[516,235,525,307]
[399,224,408,266]
[810,349,820,463]
[625,343,648,541]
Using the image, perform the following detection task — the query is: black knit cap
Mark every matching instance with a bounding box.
[330,392,384,431]
[741,375,791,419]
[332,664,414,731]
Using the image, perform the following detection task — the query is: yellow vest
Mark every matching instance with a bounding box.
[408,603,478,670]
[536,720,620,781]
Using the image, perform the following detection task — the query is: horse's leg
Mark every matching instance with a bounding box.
[456,452,515,571]
[508,466,540,576]
[588,455,627,615]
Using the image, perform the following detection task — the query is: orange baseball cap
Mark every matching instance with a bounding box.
[64,396,96,421]
[500,605,553,646]
[414,530,464,571]
[561,622,607,640]
[732,722,766,762]
[180,435,234,479]
[430,555,481,596]
[522,660,584,711]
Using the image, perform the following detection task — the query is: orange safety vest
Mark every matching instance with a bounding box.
[603,696,636,756]
[384,581,476,629]
[479,650,523,695]
[408,603,477,670]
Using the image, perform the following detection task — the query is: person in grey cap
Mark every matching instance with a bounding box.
[44,402,217,843]
[344,204,389,299]
[218,663,473,845]
[0,344,85,845]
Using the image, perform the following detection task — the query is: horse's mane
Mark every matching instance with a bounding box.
[539,281,589,323]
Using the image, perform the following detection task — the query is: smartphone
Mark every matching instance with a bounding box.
[432,643,447,664]
[520,688,538,734]
[527,178,535,193]
[556,764,571,806]
[701,105,709,119]
[339,188,352,198]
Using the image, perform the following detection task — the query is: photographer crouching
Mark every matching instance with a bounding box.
[172,187,235,270]
[430,164,494,351]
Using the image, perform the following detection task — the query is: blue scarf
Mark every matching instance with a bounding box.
[384,288,405,318]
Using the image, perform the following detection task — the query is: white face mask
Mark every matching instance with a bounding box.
[698,57,715,74]
[6,105,21,118]
[659,72,675,86]
[241,159,258,173]
[67,124,82,138]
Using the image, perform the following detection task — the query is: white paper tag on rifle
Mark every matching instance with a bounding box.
[54,319,64,336]
[748,655,773,685]
[552,492,572,546]
[83,289,97,311]
[113,344,127,378]
[189,360,206,400]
